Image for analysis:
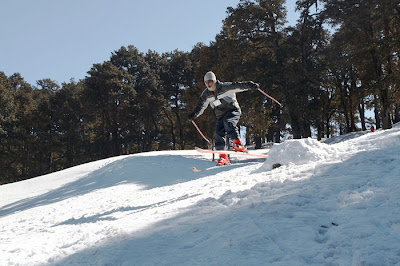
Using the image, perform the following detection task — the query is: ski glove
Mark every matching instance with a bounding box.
[188,112,195,121]
[251,82,260,90]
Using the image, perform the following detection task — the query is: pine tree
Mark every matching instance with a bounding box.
[84,61,136,157]
[0,73,36,182]
[159,50,194,150]
[323,0,400,129]
[110,45,164,152]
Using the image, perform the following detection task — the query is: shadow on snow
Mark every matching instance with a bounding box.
[0,155,254,218]
[53,143,400,266]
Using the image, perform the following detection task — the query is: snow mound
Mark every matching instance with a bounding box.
[260,138,336,170]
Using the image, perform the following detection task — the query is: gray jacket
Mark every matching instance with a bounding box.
[189,80,259,120]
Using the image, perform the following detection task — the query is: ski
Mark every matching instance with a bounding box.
[192,164,232,172]
[192,161,258,172]
[195,148,268,158]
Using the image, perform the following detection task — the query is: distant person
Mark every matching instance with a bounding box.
[188,71,259,166]
[371,125,374,132]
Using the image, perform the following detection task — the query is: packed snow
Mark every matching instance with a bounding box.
[1,123,400,265]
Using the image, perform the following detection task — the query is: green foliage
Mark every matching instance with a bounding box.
[84,61,136,156]
[322,0,400,129]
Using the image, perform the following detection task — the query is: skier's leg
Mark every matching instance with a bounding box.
[223,111,241,141]
[224,111,246,151]
[214,117,226,150]
[214,117,229,165]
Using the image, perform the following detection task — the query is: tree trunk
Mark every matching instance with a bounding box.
[164,110,176,150]
[289,112,302,139]
[317,123,323,141]
[273,128,281,143]
[394,104,400,124]
[337,76,351,133]
[325,119,331,139]
[349,95,357,132]
[374,95,381,129]
[302,122,312,138]
[358,100,366,131]
[255,135,262,149]
[173,108,184,150]
[380,88,392,129]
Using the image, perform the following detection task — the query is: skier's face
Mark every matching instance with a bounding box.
[205,80,214,89]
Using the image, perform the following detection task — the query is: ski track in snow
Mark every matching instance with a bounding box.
[1,124,400,265]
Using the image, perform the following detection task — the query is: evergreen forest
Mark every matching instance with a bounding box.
[1,0,399,184]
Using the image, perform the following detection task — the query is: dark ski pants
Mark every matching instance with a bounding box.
[214,110,241,150]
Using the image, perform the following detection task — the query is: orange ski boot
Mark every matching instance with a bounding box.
[216,153,229,166]
[232,139,246,152]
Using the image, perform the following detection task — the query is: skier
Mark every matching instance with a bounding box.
[188,71,260,166]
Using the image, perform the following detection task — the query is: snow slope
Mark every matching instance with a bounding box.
[1,124,400,265]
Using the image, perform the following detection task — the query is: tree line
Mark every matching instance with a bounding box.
[1,0,399,184]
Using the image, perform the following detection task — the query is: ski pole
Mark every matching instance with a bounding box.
[258,88,283,108]
[191,120,211,144]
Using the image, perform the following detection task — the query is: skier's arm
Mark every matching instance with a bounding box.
[220,81,259,94]
[188,90,212,120]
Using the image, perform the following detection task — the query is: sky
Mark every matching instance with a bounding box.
[0,0,299,86]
